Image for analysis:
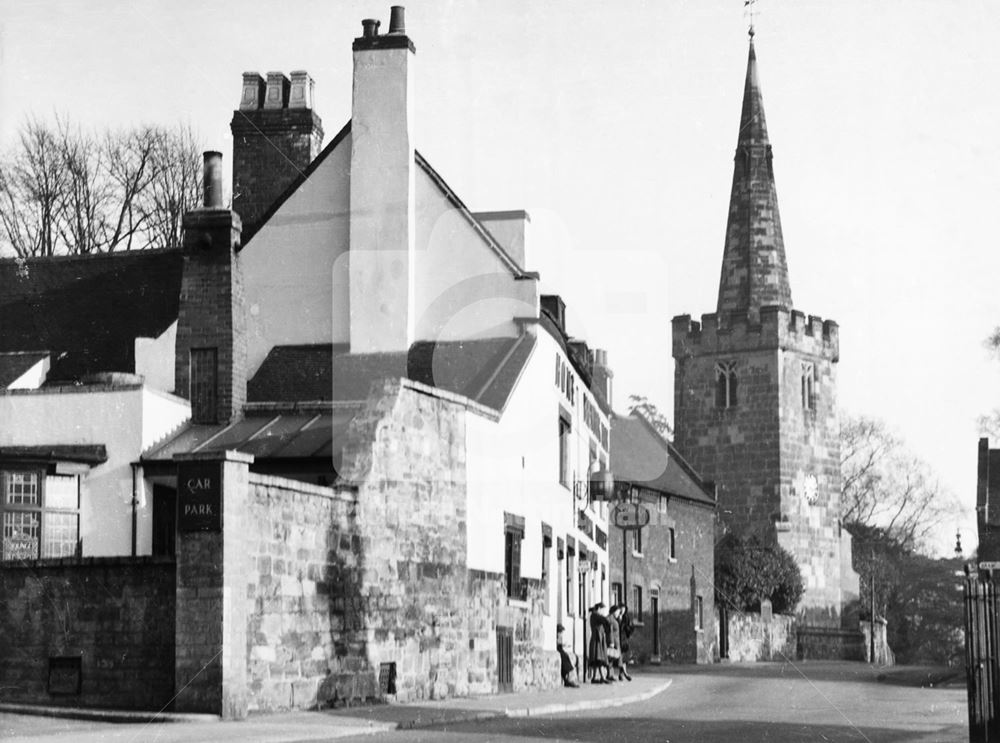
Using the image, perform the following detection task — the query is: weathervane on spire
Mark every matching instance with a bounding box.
[745,0,757,39]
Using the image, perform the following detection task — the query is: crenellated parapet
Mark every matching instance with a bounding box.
[672,305,839,362]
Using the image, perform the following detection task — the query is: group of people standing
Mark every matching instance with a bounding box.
[588,602,633,684]
[556,602,634,688]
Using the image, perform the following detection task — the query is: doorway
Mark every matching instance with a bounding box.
[152,484,176,557]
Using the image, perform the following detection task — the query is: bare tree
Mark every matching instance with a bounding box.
[627,394,673,438]
[138,124,202,250]
[980,327,1000,437]
[0,116,203,257]
[0,117,67,257]
[56,115,113,254]
[841,414,960,553]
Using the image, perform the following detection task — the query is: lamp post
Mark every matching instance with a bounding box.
[869,547,876,665]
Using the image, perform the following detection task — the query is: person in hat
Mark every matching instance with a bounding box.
[556,623,579,687]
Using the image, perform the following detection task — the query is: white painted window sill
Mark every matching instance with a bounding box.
[507,598,530,610]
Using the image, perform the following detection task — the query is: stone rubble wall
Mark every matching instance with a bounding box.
[243,379,560,711]
[245,473,362,712]
[859,620,894,666]
[796,625,866,661]
[0,556,175,710]
[722,610,797,662]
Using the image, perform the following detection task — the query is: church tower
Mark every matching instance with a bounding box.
[672,35,848,622]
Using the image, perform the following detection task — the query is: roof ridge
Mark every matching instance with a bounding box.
[0,246,182,265]
[414,150,536,280]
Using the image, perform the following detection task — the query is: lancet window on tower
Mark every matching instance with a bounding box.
[715,362,739,409]
[801,362,816,410]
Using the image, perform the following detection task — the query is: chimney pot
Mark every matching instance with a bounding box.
[263,71,290,109]
[239,72,265,110]
[202,151,224,208]
[288,70,314,110]
[388,6,405,34]
[362,18,380,38]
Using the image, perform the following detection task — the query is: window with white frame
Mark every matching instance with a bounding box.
[504,513,525,600]
[695,595,704,630]
[631,526,643,555]
[633,584,644,624]
[668,527,676,560]
[658,495,668,514]
[1,471,80,561]
[541,527,552,614]
[558,416,572,489]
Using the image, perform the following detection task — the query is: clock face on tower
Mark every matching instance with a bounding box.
[803,474,818,505]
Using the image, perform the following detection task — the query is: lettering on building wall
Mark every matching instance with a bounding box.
[177,462,222,532]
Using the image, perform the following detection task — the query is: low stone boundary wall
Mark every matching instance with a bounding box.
[859,619,894,665]
[796,626,866,661]
[0,556,176,710]
[723,611,797,662]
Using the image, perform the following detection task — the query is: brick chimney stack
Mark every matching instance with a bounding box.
[231,70,324,242]
[175,152,246,425]
[348,6,417,353]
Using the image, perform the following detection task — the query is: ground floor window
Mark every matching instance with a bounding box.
[632,584,644,624]
[1,471,80,561]
[611,581,622,606]
[504,512,525,600]
[695,595,704,630]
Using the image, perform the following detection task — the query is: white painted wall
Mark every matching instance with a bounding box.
[135,321,176,392]
[465,326,610,658]
[135,387,191,555]
[349,44,416,354]
[414,170,538,343]
[474,212,530,270]
[0,384,190,557]
[241,139,352,376]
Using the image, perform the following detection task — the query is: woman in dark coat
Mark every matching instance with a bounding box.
[607,604,622,677]
[588,603,611,683]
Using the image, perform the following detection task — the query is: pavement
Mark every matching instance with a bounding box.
[0,673,672,742]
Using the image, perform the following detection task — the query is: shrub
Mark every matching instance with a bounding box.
[715,533,804,615]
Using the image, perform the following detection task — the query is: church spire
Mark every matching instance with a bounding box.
[716,36,792,319]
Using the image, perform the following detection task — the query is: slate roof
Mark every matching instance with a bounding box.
[248,335,535,412]
[611,414,715,507]
[0,351,48,387]
[0,444,108,465]
[0,249,183,382]
[142,410,354,465]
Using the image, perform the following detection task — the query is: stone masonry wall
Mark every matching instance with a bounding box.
[672,309,845,622]
[673,345,781,532]
[776,343,843,623]
[722,611,796,662]
[797,626,866,661]
[0,557,175,710]
[339,379,560,702]
[244,474,362,712]
[339,379,473,702]
[469,571,560,693]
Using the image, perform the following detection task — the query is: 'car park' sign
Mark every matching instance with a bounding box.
[177,461,222,532]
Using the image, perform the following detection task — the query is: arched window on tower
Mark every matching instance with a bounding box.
[715,361,738,409]
[801,362,816,410]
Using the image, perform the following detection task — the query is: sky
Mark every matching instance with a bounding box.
[1,1,997,556]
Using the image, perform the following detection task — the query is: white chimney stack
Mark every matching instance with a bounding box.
[348,7,417,354]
